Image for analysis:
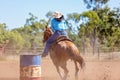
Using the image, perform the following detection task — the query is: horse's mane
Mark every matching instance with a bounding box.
[43,26,53,42]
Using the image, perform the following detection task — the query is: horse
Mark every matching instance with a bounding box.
[42,26,85,80]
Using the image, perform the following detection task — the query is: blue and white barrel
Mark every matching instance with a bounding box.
[20,55,41,80]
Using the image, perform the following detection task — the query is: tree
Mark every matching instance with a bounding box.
[79,10,100,54]
[83,0,110,10]
[96,7,120,48]
[0,23,25,55]
[13,13,47,51]
[45,11,53,25]
[67,13,81,34]
[0,23,7,43]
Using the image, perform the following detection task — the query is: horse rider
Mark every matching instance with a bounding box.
[42,11,68,57]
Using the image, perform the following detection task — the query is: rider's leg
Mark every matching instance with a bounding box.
[42,32,58,56]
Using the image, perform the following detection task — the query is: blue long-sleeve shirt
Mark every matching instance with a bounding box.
[50,18,67,32]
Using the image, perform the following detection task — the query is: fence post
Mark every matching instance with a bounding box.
[97,47,100,60]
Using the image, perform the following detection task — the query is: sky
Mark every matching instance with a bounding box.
[0,0,120,29]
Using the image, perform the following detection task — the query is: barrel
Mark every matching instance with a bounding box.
[20,55,41,80]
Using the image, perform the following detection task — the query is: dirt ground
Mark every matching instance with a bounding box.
[0,56,120,80]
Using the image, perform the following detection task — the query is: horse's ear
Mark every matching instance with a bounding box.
[45,25,48,29]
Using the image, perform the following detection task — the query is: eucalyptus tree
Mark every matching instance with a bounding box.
[67,13,81,34]
[13,13,47,50]
[0,23,7,44]
[45,11,53,25]
[0,23,24,55]
[24,13,47,48]
[113,8,120,47]
[0,23,24,48]
[83,0,109,10]
[96,7,120,49]
[66,13,84,49]
[79,10,100,54]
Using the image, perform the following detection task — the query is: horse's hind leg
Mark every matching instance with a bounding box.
[55,65,63,80]
[61,63,69,80]
[74,61,79,80]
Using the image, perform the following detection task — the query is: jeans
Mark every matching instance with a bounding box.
[43,30,67,54]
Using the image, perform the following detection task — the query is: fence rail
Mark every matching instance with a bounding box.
[1,47,120,60]
[4,47,44,55]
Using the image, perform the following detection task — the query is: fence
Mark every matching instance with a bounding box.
[2,47,120,60]
[4,47,44,55]
[79,47,120,60]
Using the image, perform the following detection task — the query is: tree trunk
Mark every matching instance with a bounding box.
[0,43,8,56]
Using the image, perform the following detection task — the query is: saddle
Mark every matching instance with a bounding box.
[54,36,72,44]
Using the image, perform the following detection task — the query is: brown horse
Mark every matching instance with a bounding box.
[42,26,85,80]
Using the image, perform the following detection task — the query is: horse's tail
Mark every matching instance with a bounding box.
[76,54,85,69]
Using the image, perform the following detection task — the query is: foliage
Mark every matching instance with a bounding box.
[0,13,48,55]
[96,7,120,47]
[1,4,120,55]
[0,23,24,55]
[13,13,47,49]
[66,5,120,53]
[7,31,24,49]
[83,0,110,10]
